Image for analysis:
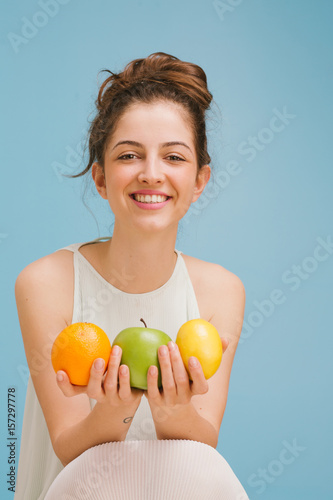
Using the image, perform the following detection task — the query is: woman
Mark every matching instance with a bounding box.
[14,52,249,499]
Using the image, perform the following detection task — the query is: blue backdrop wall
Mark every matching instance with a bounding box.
[1,1,332,499]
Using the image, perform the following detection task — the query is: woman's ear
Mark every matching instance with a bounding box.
[92,162,107,199]
[192,165,211,203]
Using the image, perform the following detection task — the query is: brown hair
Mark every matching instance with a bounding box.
[73,52,213,178]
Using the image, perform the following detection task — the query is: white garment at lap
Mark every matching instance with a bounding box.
[14,238,249,500]
[45,440,249,500]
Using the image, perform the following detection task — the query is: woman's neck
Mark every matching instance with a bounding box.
[100,224,179,294]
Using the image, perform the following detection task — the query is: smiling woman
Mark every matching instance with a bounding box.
[90,99,211,241]
[14,52,249,499]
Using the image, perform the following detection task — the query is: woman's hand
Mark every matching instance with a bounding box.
[55,345,143,407]
[52,345,143,462]
[146,338,229,411]
[145,338,229,443]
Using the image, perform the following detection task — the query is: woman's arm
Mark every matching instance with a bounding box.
[146,264,246,446]
[15,252,142,466]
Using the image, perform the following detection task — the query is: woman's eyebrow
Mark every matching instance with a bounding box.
[161,141,192,152]
[111,140,192,152]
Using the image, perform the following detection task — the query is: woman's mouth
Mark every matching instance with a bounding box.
[130,193,172,209]
[131,194,169,203]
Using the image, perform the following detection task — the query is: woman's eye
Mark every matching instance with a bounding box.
[118,154,137,160]
[167,155,184,161]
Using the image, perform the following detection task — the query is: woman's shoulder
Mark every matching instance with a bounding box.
[15,247,75,323]
[16,247,74,284]
[181,252,245,290]
[181,252,245,321]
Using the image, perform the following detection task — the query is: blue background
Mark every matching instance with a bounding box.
[1,1,332,498]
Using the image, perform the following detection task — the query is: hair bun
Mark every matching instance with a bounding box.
[98,52,212,112]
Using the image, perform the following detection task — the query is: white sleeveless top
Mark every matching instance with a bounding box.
[14,239,200,499]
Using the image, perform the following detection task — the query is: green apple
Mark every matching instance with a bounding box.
[112,318,172,390]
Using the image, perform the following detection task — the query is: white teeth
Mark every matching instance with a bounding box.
[133,194,168,203]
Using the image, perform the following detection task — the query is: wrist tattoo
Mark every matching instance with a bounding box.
[123,416,133,424]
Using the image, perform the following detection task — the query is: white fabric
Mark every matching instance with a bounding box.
[45,440,249,500]
[14,238,249,499]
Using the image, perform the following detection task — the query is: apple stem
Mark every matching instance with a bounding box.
[140,318,147,328]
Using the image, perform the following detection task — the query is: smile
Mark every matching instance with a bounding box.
[130,193,172,210]
[132,194,169,203]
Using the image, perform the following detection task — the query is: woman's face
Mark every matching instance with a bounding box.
[92,100,210,234]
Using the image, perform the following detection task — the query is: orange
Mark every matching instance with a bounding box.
[51,322,111,386]
[176,319,223,380]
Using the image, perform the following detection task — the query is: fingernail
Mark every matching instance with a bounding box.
[94,358,105,371]
[160,345,168,356]
[149,366,158,376]
[168,341,176,351]
[119,365,128,376]
[56,372,64,382]
[112,345,121,356]
[189,357,198,367]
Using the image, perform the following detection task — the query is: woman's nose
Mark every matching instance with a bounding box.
[137,159,164,184]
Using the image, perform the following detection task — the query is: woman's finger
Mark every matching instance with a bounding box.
[86,358,105,400]
[158,345,176,404]
[146,365,161,402]
[103,345,122,396]
[167,342,190,400]
[221,337,229,353]
[56,371,86,397]
[187,357,209,396]
[118,365,133,401]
